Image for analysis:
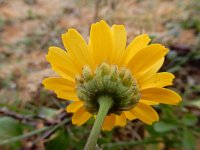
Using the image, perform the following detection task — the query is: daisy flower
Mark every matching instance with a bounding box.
[43,20,181,149]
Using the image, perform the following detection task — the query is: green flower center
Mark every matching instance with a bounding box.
[76,62,140,115]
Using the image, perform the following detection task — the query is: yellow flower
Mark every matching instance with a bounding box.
[43,20,181,131]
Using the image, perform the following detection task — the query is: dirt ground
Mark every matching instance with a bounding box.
[0,0,200,150]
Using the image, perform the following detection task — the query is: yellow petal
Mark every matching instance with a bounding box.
[127,44,169,75]
[46,46,79,81]
[120,34,150,66]
[90,20,114,66]
[139,99,159,105]
[136,57,164,82]
[66,101,83,113]
[43,77,78,101]
[140,72,175,90]
[111,24,126,64]
[141,88,182,105]
[124,111,137,120]
[130,102,159,125]
[72,107,92,126]
[43,77,75,91]
[55,90,79,101]
[62,29,93,68]
[115,113,126,127]
[102,114,116,131]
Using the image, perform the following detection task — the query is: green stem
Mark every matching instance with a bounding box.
[0,126,49,146]
[84,96,113,150]
[101,139,163,148]
[0,118,69,146]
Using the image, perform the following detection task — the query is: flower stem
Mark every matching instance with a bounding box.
[84,96,113,150]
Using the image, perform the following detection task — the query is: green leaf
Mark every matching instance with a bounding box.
[189,100,200,109]
[39,107,57,119]
[0,117,23,149]
[0,117,23,140]
[45,129,69,150]
[183,128,196,150]
[183,114,198,126]
[154,121,177,133]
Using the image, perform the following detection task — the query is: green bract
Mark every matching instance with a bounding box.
[76,62,140,115]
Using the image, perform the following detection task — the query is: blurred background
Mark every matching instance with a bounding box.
[0,0,200,149]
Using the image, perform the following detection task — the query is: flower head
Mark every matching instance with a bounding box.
[43,20,181,131]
